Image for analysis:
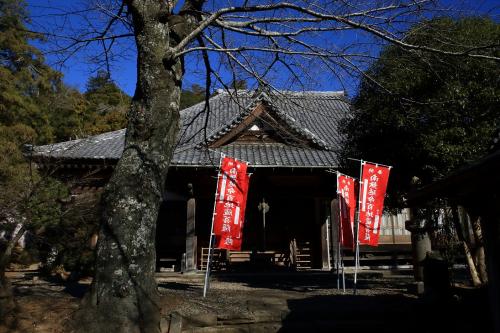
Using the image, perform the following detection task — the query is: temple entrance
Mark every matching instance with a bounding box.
[156,200,186,272]
[158,168,336,272]
[204,169,333,271]
[230,196,317,270]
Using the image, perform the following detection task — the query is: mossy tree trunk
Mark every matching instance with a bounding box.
[73,1,201,332]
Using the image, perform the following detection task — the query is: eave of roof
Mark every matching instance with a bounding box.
[30,90,348,169]
[407,148,500,205]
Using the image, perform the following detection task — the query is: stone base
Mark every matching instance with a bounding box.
[407,281,425,295]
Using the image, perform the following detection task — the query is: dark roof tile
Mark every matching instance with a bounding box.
[33,91,348,168]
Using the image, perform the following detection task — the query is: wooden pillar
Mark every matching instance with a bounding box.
[185,183,197,272]
[317,198,330,270]
[330,198,340,271]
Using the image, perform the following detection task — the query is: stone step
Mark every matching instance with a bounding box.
[166,306,411,333]
[181,318,409,333]
[181,322,282,333]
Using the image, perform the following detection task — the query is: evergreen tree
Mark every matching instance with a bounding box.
[0,0,61,143]
[179,84,205,109]
[0,2,83,314]
[46,85,87,140]
[341,17,500,207]
[230,79,247,90]
[82,70,129,135]
[0,2,138,295]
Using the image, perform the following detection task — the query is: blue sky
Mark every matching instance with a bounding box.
[26,0,499,98]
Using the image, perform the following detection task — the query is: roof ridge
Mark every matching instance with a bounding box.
[180,92,227,115]
[215,88,345,97]
[34,128,126,154]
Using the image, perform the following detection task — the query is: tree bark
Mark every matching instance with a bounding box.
[470,215,488,284]
[73,2,194,332]
[0,224,26,277]
[452,206,482,286]
[460,238,482,287]
[0,224,25,322]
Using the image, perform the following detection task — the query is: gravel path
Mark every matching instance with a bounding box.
[2,269,491,333]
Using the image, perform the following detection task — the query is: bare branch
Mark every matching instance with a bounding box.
[172,2,499,61]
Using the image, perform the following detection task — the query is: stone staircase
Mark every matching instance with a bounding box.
[295,241,312,270]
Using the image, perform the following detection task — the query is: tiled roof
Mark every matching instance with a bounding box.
[33,90,350,168]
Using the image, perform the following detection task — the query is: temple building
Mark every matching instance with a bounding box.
[30,90,410,271]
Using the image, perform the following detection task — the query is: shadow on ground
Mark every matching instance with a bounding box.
[213,269,408,292]
[5,269,493,333]
[11,273,89,299]
[157,281,196,291]
[277,287,492,333]
[176,262,492,332]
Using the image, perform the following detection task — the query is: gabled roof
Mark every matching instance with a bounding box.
[32,90,350,168]
[200,91,332,150]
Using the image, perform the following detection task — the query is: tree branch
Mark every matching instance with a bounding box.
[171,2,500,61]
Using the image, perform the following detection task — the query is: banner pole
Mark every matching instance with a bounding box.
[326,216,331,271]
[336,203,341,290]
[203,153,224,298]
[353,159,364,295]
[338,171,342,290]
[337,232,340,290]
[341,248,346,293]
[347,157,392,169]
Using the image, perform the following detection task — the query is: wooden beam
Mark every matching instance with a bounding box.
[317,198,330,270]
[185,183,197,271]
[330,198,339,272]
[210,103,266,148]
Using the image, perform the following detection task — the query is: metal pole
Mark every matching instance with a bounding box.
[354,222,360,295]
[203,236,214,297]
[341,248,346,293]
[347,157,392,169]
[336,211,340,290]
[326,216,331,271]
[337,238,340,289]
[203,153,224,298]
[263,205,266,251]
[353,159,364,295]
[335,173,341,289]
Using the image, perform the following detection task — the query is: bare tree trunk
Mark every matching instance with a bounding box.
[0,224,26,277]
[452,206,482,286]
[73,3,188,332]
[461,239,482,287]
[0,224,26,322]
[470,215,488,284]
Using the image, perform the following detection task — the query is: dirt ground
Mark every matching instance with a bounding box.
[0,268,492,333]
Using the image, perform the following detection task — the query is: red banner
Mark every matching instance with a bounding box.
[337,174,356,250]
[358,162,391,246]
[213,157,250,250]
